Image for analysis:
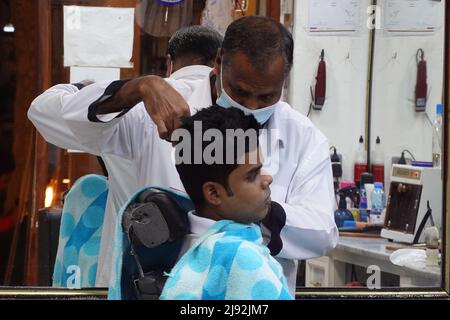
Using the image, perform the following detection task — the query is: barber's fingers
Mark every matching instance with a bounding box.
[153,116,169,140]
[172,113,185,131]
[142,89,190,139]
[161,104,190,140]
[170,103,190,124]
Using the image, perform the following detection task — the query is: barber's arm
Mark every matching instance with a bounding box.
[29,76,190,157]
[262,141,339,260]
[28,83,98,153]
[91,76,190,140]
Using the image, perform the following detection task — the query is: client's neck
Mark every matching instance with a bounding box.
[196,204,223,222]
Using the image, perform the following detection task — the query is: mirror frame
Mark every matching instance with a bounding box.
[0,0,448,300]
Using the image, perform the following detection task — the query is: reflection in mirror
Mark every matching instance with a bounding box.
[1,0,448,299]
[290,0,445,289]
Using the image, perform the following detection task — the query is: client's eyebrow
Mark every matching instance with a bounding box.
[245,164,263,177]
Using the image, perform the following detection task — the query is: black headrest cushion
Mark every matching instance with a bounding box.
[122,189,190,248]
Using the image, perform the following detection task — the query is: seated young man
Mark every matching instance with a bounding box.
[160,106,293,300]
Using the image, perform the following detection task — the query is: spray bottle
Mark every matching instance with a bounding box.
[334,186,357,228]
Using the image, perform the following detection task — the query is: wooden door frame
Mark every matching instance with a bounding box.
[23,0,53,287]
[266,0,280,20]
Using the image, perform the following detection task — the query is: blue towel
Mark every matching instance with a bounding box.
[108,186,193,300]
[53,174,108,288]
[160,219,293,300]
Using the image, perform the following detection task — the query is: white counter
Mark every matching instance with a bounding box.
[305,236,441,288]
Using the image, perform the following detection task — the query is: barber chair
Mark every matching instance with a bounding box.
[119,188,193,300]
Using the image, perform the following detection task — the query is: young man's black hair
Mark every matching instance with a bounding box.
[167,25,223,68]
[174,105,261,210]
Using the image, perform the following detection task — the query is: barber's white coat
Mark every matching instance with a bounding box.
[28,65,338,294]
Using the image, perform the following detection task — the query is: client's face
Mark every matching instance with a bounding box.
[220,148,273,224]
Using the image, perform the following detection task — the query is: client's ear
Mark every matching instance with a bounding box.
[213,48,223,76]
[202,182,222,206]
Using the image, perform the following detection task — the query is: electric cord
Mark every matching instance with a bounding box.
[307,86,314,117]
[398,149,416,164]
[424,111,433,127]
[402,149,416,160]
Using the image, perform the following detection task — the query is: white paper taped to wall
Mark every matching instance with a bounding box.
[64,6,135,68]
[384,0,440,35]
[308,0,361,35]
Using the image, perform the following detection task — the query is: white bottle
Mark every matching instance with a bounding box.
[370,182,385,225]
[432,104,443,168]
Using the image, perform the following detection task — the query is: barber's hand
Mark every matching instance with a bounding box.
[139,76,190,140]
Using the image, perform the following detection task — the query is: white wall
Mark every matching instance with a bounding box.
[289,0,372,182]
[371,1,446,188]
[289,0,446,185]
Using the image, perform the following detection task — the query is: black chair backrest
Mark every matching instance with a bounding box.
[121,188,192,300]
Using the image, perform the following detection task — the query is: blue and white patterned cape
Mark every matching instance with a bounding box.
[160,219,293,300]
[53,174,108,288]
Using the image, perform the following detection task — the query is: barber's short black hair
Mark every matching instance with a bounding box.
[167,25,223,67]
[222,16,293,75]
[174,106,261,209]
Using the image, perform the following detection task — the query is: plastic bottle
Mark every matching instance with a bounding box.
[370,182,386,225]
[364,183,375,212]
[359,173,373,223]
[334,192,354,228]
[432,104,443,168]
[371,136,385,185]
[359,194,368,223]
[354,136,367,188]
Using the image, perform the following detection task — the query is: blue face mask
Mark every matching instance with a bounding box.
[216,64,278,125]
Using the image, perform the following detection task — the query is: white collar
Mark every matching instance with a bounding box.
[187,210,216,236]
[187,74,214,114]
[170,65,212,81]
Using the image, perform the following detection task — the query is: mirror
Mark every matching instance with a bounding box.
[0,0,448,299]
[289,0,447,291]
